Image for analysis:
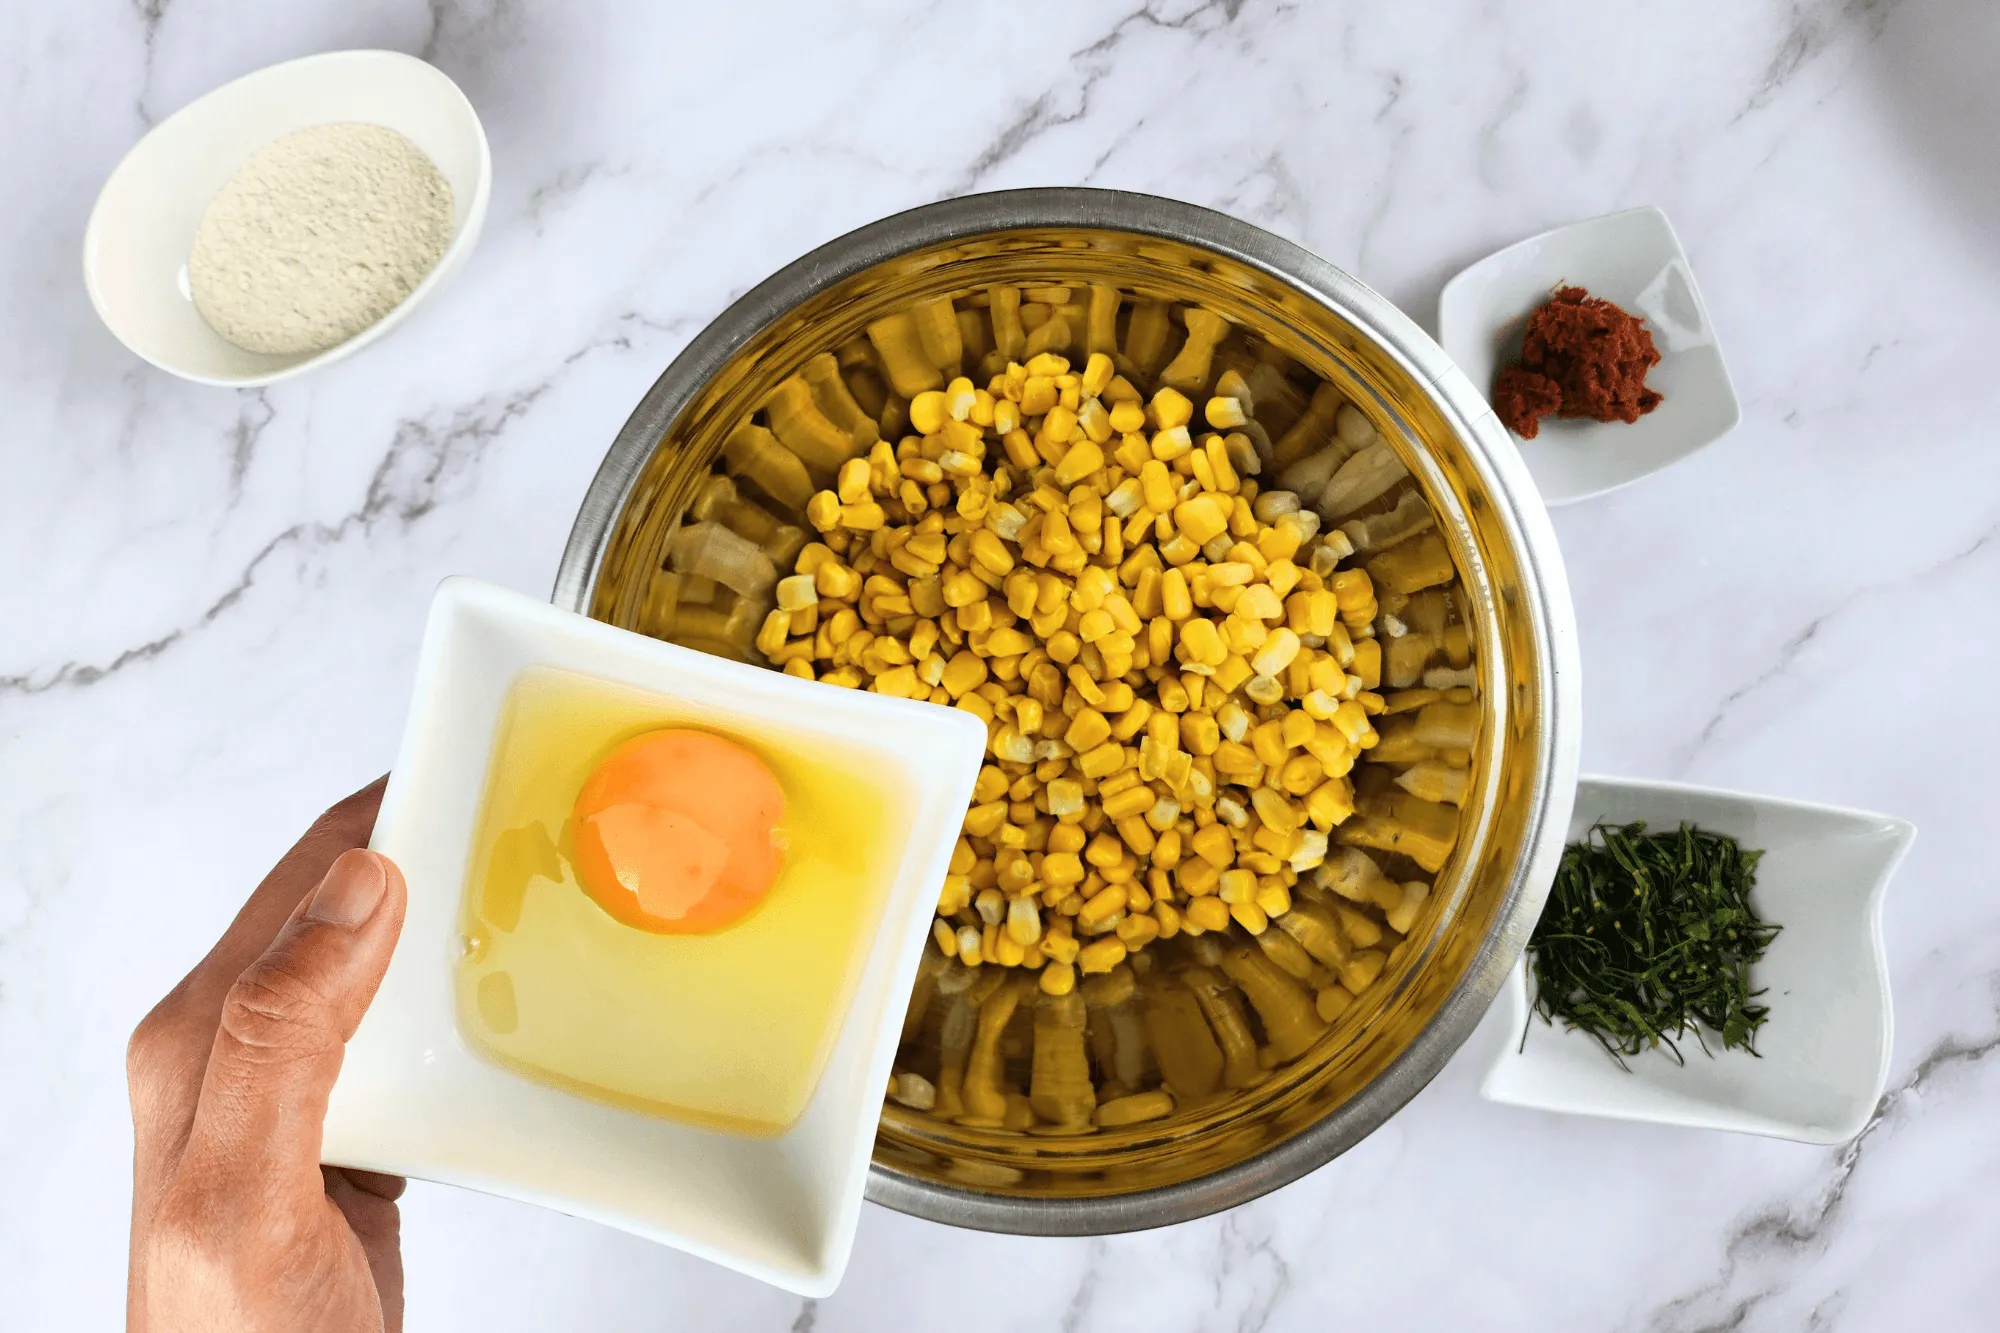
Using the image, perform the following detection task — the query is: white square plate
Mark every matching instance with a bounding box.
[1437,206,1740,506]
[1481,774,1913,1145]
[322,578,987,1295]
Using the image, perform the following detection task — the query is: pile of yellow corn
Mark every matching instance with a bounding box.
[649,284,1480,1134]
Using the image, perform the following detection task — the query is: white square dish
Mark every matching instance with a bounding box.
[1437,206,1739,506]
[322,578,987,1295]
[1481,774,1913,1145]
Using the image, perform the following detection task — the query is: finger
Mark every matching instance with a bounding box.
[326,1168,405,1333]
[331,1167,407,1202]
[186,777,391,1007]
[128,778,387,1147]
[178,849,407,1199]
[128,776,390,1215]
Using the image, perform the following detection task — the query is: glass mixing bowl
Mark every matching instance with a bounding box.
[555,189,1580,1234]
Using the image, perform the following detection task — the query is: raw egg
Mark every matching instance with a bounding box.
[571,728,786,934]
[457,668,902,1132]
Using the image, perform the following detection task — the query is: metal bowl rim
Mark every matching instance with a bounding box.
[552,186,1581,1236]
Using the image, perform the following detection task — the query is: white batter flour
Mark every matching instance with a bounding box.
[188,122,454,356]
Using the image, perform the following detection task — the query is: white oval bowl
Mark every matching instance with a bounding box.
[83,49,490,387]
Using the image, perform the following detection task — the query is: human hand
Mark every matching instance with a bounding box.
[127,779,409,1333]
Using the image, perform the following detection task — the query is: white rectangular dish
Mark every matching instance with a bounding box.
[1481,774,1912,1145]
[323,578,987,1295]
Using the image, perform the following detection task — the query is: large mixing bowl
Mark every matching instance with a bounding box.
[554,189,1580,1234]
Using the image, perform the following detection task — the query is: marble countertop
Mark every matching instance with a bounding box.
[7,1,1997,1328]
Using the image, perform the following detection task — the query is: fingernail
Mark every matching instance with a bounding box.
[305,851,388,927]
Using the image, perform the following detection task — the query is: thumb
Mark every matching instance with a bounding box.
[178,849,407,1194]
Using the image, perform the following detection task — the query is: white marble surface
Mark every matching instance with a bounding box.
[6,1,1998,1328]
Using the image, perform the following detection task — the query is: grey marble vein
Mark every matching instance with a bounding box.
[949,85,1104,197]
[1215,150,1311,238]
[225,389,274,505]
[1638,990,2000,1333]
[420,0,525,67]
[129,0,171,126]
[526,162,624,235]
[0,381,553,700]
[1059,1237,1108,1333]
[1375,70,1406,122]
[1476,73,1530,191]
[1732,0,1906,124]
[1351,121,1415,279]
[947,0,1245,196]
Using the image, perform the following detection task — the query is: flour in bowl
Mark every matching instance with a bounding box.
[188,123,453,356]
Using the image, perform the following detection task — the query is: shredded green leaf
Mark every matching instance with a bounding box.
[1526,821,1779,1068]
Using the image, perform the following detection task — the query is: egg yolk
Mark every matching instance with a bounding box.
[571,728,786,934]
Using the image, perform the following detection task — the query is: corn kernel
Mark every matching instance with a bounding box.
[837,456,872,504]
[1076,607,1116,643]
[1174,494,1230,546]
[806,491,842,532]
[1185,895,1231,932]
[1255,882,1293,920]
[1108,400,1147,434]
[1115,814,1156,857]
[1081,832,1122,868]
[1007,896,1043,946]
[1179,711,1220,756]
[1116,912,1161,949]
[1191,824,1234,867]
[1330,699,1376,746]
[1151,387,1194,430]
[1306,778,1355,829]
[1049,437,1101,486]
[1280,753,1324,795]
[1178,618,1224,666]
[1067,665,1107,707]
[1045,778,1085,820]
[1152,426,1193,461]
[1212,739,1259,775]
[909,390,949,435]
[1242,672,1284,705]
[1042,928,1081,965]
[1100,784,1155,821]
[1218,869,1258,905]
[1205,395,1248,429]
[1077,741,1125,779]
[1251,627,1301,677]
[1081,351,1115,397]
[775,573,820,613]
[941,650,988,698]
[842,501,886,530]
[1079,937,1128,974]
[1137,459,1175,515]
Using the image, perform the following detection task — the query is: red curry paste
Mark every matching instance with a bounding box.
[1492,286,1663,439]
